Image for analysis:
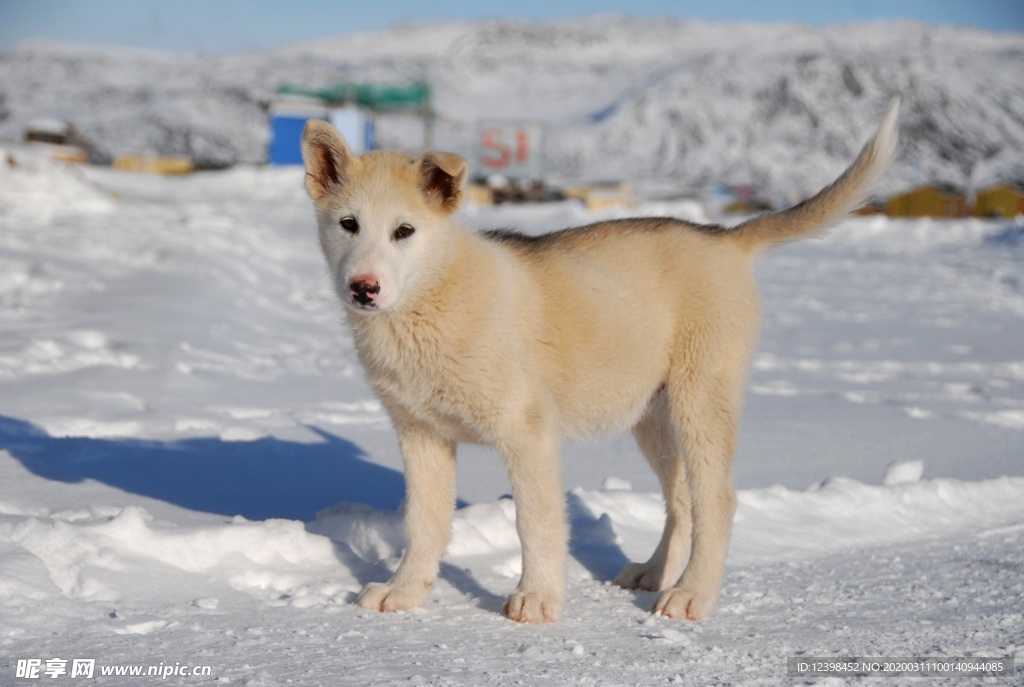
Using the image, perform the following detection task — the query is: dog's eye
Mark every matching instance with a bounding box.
[393,224,416,241]
[340,216,359,234]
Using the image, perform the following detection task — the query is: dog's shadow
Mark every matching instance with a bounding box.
[0,415,404,521]
[566,490,656,612]
[1,415,638,609]
[1,414,411,589]
[566,490,631,581]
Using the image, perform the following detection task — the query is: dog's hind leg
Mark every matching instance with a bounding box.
[653,339,746,621]
[615,391,692,592]
[357,424,457,613]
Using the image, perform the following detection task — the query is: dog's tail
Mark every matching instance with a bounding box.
[729,98,899,253]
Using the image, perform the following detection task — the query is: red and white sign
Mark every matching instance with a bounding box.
[477,122,543,181]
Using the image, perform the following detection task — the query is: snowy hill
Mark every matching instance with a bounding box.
[1,17,1022,196]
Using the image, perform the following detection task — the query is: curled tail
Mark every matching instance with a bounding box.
[731,98,899,252]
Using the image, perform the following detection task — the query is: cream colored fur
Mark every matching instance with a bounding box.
[301,99,899,623]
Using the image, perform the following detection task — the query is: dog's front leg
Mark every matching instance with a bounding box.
[499,422,568,623]
[357,425,456,613]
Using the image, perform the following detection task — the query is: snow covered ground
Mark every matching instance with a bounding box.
[1,148,1022,685]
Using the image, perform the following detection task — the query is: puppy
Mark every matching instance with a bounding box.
[301,100,899,622]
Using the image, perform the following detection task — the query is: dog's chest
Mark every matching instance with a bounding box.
[353,317,489,442]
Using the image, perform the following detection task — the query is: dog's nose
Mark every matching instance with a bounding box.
[350,277,380,306]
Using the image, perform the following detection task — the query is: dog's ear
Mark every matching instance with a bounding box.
[302,120,353,200]
[419,152,467,212]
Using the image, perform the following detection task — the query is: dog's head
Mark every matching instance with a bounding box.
[301,120,467,314]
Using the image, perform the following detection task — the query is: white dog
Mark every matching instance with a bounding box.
[301,100,899,623]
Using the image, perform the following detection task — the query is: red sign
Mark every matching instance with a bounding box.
[477,122,543,180]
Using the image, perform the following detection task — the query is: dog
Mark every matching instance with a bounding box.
[300,99,899,623]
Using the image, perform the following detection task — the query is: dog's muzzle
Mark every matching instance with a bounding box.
[350,278,380,308]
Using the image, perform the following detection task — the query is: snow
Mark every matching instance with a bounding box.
[1,143,1023,685]
[882,460,924,486]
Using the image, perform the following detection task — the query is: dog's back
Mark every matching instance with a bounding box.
[477,218,761,438]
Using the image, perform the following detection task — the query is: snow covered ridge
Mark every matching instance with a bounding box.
[2,464,1022,628]
[1,17,1022,193]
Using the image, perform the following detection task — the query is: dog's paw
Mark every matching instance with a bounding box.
[502,589,563,623]
[355,580,430,613]
[652,585,716,622]
[614,560,673,591]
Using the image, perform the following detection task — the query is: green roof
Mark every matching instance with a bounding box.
[276,82,431,110]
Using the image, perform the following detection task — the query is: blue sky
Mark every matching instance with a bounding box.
[1,0,1022,54]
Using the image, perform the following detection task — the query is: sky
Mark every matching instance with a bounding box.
[0,0,1022,55]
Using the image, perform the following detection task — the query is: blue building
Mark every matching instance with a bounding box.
[268,97,327,165]
[267,97,375,165]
